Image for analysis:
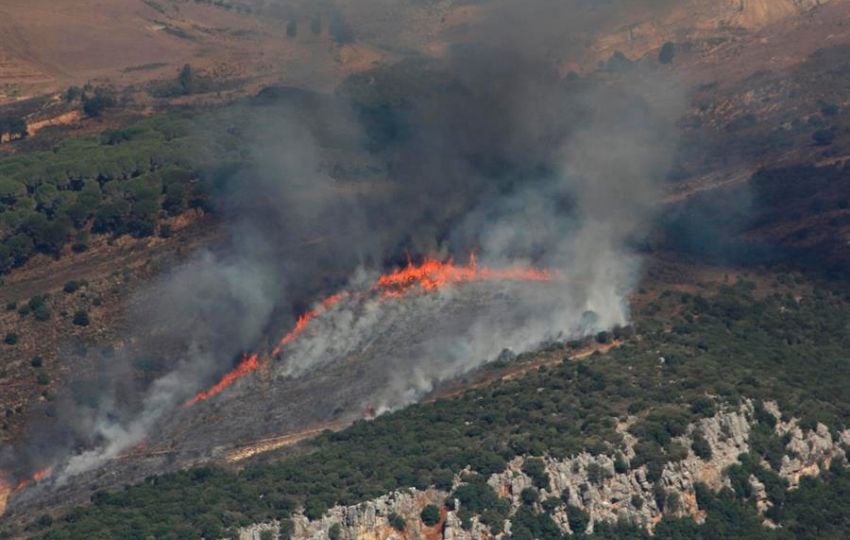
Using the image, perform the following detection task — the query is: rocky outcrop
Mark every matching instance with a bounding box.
[237,401,849,539]
[771,412,850,488]
[484,404,753,533]
[292,489,445,540]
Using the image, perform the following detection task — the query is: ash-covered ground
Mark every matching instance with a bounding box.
[5,279,584,517]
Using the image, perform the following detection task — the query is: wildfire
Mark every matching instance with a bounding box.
[183,353,261,407]
[32,467,51,482]
[0,466,52,513]
[271,292,348,356]
[376,253,553,297]
[184,254,554,407]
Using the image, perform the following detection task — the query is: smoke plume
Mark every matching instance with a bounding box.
[2,0,685,492]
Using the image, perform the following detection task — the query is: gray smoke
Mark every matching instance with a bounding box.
[5,0,685,486]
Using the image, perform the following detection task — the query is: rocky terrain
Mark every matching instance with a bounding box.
[236,400,849,539]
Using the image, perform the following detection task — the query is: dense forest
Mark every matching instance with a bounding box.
[0,113,218,273]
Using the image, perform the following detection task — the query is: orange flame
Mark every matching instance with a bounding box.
[271,292,348,356]
[32,467,51,482]
[1,466,52,514]
[375,253,552,297]
[184,254,553,407]
[183,353,261,407]
[5,466,53,497]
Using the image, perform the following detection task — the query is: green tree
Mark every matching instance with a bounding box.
[567,505,589,535]
[520,487,539,505]
[692,432,713,460]
[0,178,27,205]
[388,512,405,531]
[420,504,440,526]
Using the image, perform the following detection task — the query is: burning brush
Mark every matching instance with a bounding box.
[0,467,52,514]
[183,253,555,408]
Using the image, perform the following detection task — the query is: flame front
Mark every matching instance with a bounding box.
[0,466,53,513]
[184,254,553,407]
[32,467,51,482]
[376,254,553,297]
[271,292,347,356]
[183,353,261,407]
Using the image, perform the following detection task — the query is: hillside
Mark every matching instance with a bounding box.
[0,1,849,539]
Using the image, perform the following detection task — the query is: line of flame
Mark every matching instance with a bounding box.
[183,353,261,407]
[185,254,553,407]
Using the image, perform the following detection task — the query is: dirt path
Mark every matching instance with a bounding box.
[214,340,624,465]
[663,167,754,204]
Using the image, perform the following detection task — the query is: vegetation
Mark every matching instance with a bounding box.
[81,87,117,118]
[420,504,440,526]
[812,127,836,146]
[0,108,235,273]
[387,512,405,532]
[658,42,676,64]
[63,281,79,294]
[72,310,90,327]
[0,116,28,140]
[26,276,850,539]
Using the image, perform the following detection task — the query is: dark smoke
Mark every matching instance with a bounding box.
[2,0,685,486]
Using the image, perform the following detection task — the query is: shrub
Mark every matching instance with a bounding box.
[690,396,716,417]
[420,504,440,526]
[820,102,840,116]
[520,487,539,506]
[567,505,589,534]
[692,432,713,460]
[64,281,80,294]
[34,305,51,321]
[614,454,629,474]
[542,496,560,514]
[36,372,50,386]
[4,332,18,345]
[30,356,43,368]
[659,42,676,64]
[73,310,90,326]
[388,512,405,531]
[28,295,45,311]
[327,523,341,540]
[812,128,836,146]
[522,458,550,489]
[586,462,609,484]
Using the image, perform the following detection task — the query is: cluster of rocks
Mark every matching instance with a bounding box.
[236,400,849,539]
